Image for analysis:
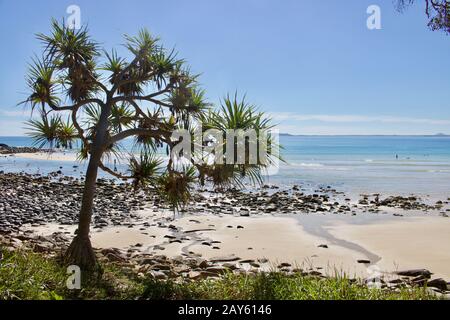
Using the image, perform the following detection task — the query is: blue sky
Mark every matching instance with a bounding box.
[1,0,450,135]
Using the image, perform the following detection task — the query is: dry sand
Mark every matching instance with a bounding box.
[14,152,80,162]
[25,211,450,279]
[326,216,450,279]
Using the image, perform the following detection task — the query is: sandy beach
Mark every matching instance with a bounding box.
[13,151,80,162]
[2,155,450,291]
[25,210,450,280]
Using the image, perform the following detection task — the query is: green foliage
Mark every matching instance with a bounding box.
[199,93,281,189]
[0,249,66,300]
[0,249,438,300]
[26,115,76,149]
[23,57,60,111]
[141,272,438,300]
[56,117,77,149]
[37,19,100,102]
[110,104,134,133]
[157,166,197,209]
[23,19,283,210]
[129,152,163,190]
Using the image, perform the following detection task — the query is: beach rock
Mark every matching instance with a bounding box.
[427,278,448,291]
[222,262,238,270]
[396,269,432,278]
[32,243,51,253]
[0,144,46,154]
[411,275,428,286]
[210,255,240,263]
[278,262,291,268]
[105,252,127,263]
[357,259,371,264]
[239,259,255,264]
[205,266,229,275]
[188,271,202,280]
[149,270,167,280]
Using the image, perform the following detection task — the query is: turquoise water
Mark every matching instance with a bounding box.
[2,135,450,199]
[271,135,450,198]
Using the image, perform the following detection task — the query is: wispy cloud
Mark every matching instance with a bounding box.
[0,110,29,117]
[268,112,450,126]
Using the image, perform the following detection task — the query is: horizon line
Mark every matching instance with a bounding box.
[1,134,450,138]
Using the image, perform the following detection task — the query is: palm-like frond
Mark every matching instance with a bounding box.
[199,93,282,189]
[128,152,163,190]
[26,115,61,148]
[37,19,99,65]
[37,19,100,102]
[22,57,60,112]
[56,117,77,149]
[148,48,178,89]
[110,103,134,133]
[157,166,196,209]
[124,29,159,57]
[133,109,165,152]
[102,49,141,96]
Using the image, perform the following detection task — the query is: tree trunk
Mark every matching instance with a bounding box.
[64,105,111,271]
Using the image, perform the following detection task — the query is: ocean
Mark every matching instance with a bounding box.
[2,135,450,199]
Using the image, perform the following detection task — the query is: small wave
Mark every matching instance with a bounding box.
[290,162,324,168]
[427,169,450,173]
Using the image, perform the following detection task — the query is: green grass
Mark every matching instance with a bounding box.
[0,249,67,300]
[141,273,437,300]
[0,248,439,300]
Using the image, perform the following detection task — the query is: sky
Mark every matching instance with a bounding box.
[1,0,450,135]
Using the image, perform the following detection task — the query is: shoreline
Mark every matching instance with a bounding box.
[0,166,449,292]
[23,210,450,280]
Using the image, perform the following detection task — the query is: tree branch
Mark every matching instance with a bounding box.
[108,127,171,146]
[110,49,151,93]
[48,98,104,112]
[113,95,173,108]
[98,161,132,179]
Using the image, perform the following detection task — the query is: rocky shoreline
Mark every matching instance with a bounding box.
[0,171,449,295]
[0,143,47,155]
[0,171,448,234]
[0,230,448,295]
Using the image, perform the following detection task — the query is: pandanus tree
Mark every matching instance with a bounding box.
[22,20,279,270]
